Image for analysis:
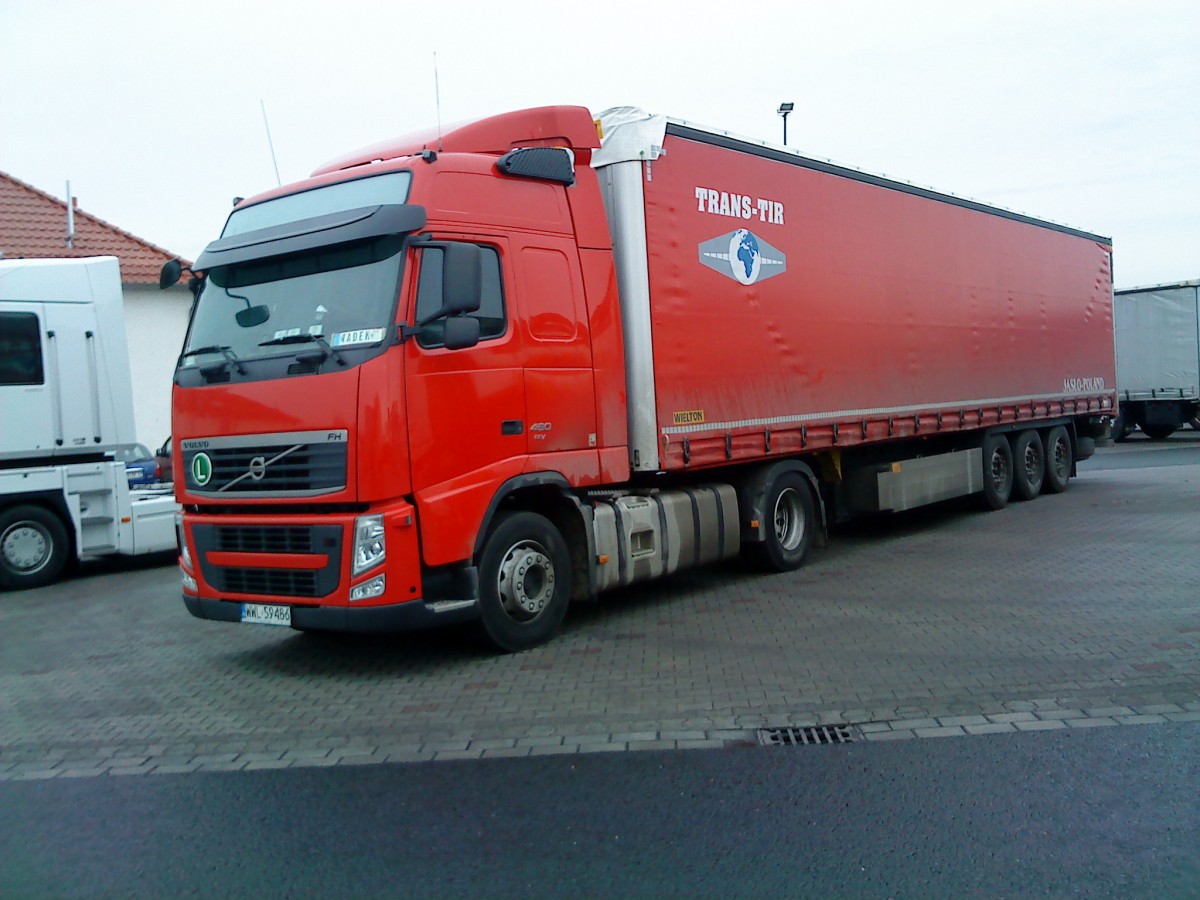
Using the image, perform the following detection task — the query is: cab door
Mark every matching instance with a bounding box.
[515,236,597,457]
[403,236,525,564]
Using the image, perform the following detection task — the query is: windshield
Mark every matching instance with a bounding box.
[183,235,404,364]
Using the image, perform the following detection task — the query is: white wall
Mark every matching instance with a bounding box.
[122,283,191,450]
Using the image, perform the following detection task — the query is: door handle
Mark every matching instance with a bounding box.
[501,420,524,436]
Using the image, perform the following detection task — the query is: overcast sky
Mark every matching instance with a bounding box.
[2,0,1196,289]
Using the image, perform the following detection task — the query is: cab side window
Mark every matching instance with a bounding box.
[0,312,44,386]
[415,244,506,349]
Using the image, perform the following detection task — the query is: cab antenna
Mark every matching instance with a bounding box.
[434,52,444,152]
[261,99,282,187]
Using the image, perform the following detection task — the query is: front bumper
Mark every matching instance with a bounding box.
[183,593,480,633]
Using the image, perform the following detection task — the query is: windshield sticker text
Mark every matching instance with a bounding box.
[331,328,386,348]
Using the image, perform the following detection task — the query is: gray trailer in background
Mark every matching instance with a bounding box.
[1112,280,1200,441]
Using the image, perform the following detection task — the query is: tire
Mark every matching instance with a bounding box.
[1189,416,1200,432]
[1110,412,1130,443]
[1141,423,1176,441]
[1043,426,1073,493]
[0,505,70,591]
[979,433,1014,510]
[1010,430,1044,501]
[743,472,816,572]
[475,511,571,653]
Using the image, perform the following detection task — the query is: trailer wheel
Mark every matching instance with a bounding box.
[1043,426,1073,493]
[980,434,1013,510]
[745,472,815,572]
[1141,424,1176,441]
[1010,430,1044,501]
[475,511,571,653]
[0,505,69,591]
[1189,416,1200,432]
[1110,412,1131,443]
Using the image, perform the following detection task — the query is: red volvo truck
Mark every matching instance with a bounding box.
[161,105,1116,651]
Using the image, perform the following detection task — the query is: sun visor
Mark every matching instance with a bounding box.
[194,204,426,271]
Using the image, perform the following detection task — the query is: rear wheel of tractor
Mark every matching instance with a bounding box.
[0,505,69,591]
[979,433,1014,510]
[744,472,816,572]
[1141,423,1176,441]
[1043,426,1073,493]
[476,511,571,653]
[1010,430,1045,501]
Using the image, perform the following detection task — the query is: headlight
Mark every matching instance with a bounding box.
[176,513,193,571]
[352,514,386,576]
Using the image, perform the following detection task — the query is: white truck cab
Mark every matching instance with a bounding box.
[0,256,177,589]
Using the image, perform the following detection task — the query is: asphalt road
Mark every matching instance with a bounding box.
[3,724,1197,897]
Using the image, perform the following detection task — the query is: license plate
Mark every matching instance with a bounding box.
[241,603,292,627]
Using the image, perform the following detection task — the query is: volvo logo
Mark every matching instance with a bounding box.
[191,452,213,487]
[248,456,267,481]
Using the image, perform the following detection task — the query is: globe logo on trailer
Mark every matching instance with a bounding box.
[699,230,786,285]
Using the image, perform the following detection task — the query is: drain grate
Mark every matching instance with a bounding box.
[757,725,858,746]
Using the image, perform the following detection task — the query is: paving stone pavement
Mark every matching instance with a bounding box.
[2,442,1198,780]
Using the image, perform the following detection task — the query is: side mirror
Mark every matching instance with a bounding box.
[442,316,481,351]
[440,243,483,317]
[159,259,183,290]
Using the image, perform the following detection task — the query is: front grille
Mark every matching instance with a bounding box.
[222,568,319,597]
[182,432,347,497]
[192,522,343,599]
[216,525,313,553]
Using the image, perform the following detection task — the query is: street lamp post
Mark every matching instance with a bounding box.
[777,102,794,145]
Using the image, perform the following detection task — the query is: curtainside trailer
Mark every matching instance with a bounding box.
[1111,280,1200,440]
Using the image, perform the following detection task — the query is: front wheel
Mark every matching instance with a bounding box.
[476,511,571,653]
[0,505,70,591]
[743,472,816,572]
[1043,426,1073,493]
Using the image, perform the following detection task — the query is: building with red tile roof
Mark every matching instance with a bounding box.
[0,170,189,284]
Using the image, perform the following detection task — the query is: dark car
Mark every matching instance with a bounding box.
[115,443,162,487]
[155,437,173,483]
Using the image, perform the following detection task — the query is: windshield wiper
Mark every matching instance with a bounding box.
[179,345,246,374]
[258,333,345,367]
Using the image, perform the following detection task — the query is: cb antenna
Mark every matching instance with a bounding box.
[434,52,444,152]
[261,99,282,187]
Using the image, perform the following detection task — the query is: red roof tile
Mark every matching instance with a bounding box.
[0,171,190,285]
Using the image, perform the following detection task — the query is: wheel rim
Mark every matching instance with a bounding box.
[1051,437,1069,477]
[989,448,1009,493]
[773,488,806,552]
[495,539,555,622]
[1023,443,1042,484]
[2,523,50,575]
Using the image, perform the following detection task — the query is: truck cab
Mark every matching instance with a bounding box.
[168,107,628,645]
